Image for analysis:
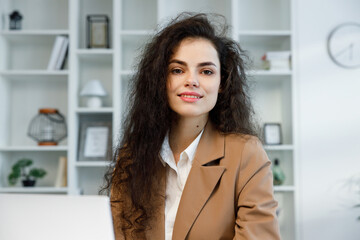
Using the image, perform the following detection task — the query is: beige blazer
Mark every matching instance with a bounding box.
[111,122,281,239]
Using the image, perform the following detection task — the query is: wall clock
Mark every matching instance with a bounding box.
[327,23,360,68]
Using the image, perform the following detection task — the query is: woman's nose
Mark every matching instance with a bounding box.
[185,72,199,87]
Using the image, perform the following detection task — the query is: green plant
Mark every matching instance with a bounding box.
[8,158,47,186]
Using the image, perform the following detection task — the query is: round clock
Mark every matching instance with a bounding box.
[327,22,360,68]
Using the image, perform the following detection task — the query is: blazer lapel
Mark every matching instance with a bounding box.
[172,122,226,240]
[146,164,166,240]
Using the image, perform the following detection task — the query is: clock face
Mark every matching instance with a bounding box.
[327,23,360,68]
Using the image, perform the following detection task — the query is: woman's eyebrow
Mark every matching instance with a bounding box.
[169,59,218,68]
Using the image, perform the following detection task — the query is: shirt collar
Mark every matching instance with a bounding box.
[159,129,204,167]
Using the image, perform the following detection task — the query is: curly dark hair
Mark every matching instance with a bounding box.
[101,12,258,238]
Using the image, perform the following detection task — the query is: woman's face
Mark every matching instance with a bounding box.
[166,37,221,121]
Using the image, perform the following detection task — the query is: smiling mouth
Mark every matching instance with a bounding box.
[178,94,202,99]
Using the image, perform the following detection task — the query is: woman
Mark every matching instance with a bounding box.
[105,13,280,239]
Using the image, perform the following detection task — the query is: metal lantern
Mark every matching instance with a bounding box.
[9,10,23,30]
[28,108,67,146]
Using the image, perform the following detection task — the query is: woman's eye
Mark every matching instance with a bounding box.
[171,68,183,74]
[202,70,213,75]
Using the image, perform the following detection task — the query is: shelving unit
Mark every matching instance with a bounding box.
[0,0,298,239]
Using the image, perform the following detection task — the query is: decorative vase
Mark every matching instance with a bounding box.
[272,158,285,185]
[22,179,36,187]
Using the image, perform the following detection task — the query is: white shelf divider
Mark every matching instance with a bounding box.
[75,161,112,167]
[0,30,69,36]
[120,70,135,76]
[239,30,292,36]
[264,145,294,151]
[0,187,69,193]
[120,30,155,36]
[274,185,295,192]
[75,107,114,114]
[76,49,114,55]
[0,70,69,76]
[248,70,292,76]
[0,146,68,152]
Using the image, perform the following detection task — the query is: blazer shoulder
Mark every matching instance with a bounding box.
[224,133,269,168]
[225,133,263,152]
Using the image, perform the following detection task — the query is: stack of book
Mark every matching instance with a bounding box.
[47,35,69,70]
[261,51,291,71]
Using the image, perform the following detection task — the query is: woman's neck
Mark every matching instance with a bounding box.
[169,115,208,163]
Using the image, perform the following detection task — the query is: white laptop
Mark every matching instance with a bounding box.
[0,194,115,240]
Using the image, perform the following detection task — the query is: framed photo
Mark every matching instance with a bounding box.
[263,123,282,145]
[78,121,112,161]
[86,15,110,48]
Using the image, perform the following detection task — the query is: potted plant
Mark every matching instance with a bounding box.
[8,158,47,187]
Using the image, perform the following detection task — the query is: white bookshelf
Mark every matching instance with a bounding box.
[0,0,298,239]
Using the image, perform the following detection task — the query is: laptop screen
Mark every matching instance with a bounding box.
[0,194,115,240]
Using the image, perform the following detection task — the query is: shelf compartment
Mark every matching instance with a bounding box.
[0,34,69,70]
[274,192,295,240]
[251,75,293,145]
[239,35,291,71]
[77,168,108,195]
[0,77,68,146]
[238,0,291,31]
[266,149,294,186]
[2,0,68,30]
[121,0,157,31]
[120,34,150,71]
[77,57,113,108]
[0,151,67,188]
[78,0,113,49]
[0,187,68,194]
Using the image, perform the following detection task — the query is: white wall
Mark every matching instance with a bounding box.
[296,0,360,239]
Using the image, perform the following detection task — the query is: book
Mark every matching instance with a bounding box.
[47,36,68,70]
[54,156,67,187]
[270,59,290,70]
[262,51,291,70]
[55,37,69,70]
[263,51,291,61]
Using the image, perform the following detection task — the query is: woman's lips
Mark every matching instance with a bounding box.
[178,92,202,103]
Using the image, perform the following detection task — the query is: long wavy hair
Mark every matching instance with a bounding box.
[101,12,258,238]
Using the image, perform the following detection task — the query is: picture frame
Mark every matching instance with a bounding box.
[263,123,282,145]
[86,15,110,48]
[78,121,112,161]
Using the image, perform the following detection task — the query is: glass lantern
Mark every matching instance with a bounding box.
[28,108,67,146]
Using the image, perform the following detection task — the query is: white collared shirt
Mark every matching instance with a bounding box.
[159,130,204,240]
